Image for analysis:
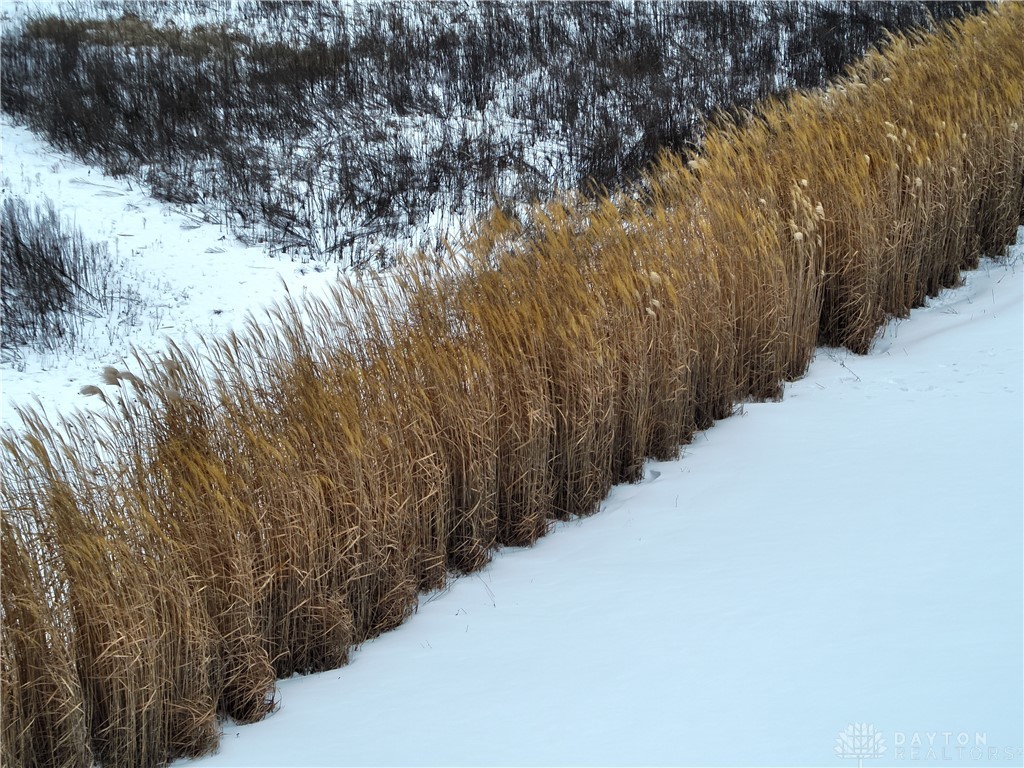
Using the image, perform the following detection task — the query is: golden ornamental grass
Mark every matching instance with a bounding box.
[2,6,1022,766]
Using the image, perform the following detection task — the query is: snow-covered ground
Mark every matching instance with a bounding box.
[1,114,347,426]
[174,240,1021,767]
[3,94,1022,768]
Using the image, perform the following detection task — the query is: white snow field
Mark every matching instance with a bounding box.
[173,233,1021,768]
[0,114,348,427]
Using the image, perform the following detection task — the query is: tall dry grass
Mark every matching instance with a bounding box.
[2,5,1022,766]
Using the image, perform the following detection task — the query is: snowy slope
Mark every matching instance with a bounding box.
[172,234,1023,768]
[1,115,345,427]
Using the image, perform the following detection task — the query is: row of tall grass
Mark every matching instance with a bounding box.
[3,5,1023,767]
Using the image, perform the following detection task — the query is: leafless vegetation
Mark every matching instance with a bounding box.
[1,0,982,264]
[0,198,143,364]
